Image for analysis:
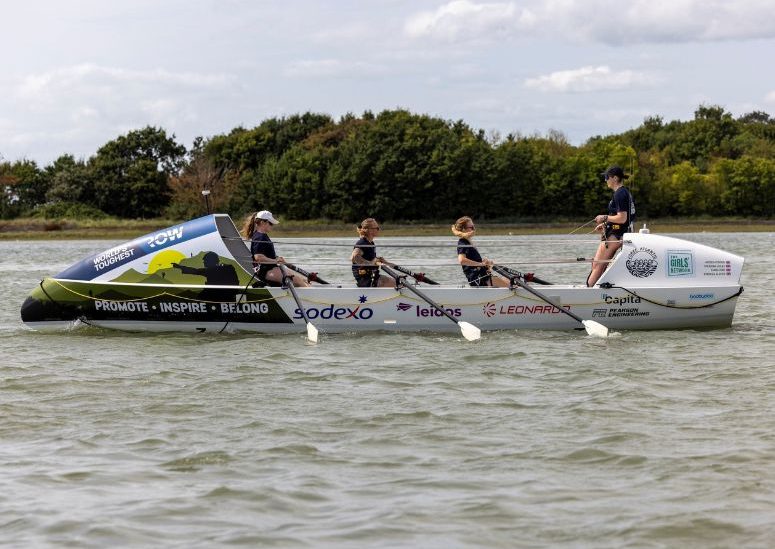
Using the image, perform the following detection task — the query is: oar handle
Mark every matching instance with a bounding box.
[381,265,457,323]
[392,264,440,285]
[284,262,330,285]
[494,265,552,285]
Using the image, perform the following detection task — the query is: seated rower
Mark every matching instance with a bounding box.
[452,216,509,288]
[242,210,309,287]
[351,218,395,287]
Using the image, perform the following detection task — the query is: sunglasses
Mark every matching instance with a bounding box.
[464,225,475,230]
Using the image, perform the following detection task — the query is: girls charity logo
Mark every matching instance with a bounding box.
[625,247,658,278]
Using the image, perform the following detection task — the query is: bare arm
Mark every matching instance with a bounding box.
[458,253,492,268]
[253,253,285,265]
[351,248,381,266]
[595,211,627,225]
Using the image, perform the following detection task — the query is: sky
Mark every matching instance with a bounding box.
[2,0,775,165]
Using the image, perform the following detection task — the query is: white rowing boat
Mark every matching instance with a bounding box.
[20,214,744,340]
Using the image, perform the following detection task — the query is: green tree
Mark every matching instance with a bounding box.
[90,126,186,218]
[714,157,775,216]
[0,159,45,217]
[44,154,93,204]
[666,105,739,168]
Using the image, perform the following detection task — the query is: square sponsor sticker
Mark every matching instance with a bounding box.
[666,250,694,277]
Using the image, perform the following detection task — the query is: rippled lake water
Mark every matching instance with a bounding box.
[2,232,774,548]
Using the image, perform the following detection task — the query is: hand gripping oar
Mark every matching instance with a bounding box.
[284,263,330,285]
[492,266,608,338]
[381,264,480,341]
[391,264,440,285]
[278,264,319,343]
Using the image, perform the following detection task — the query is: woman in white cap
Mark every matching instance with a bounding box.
[586,166,635,287]
[242,210,309,287]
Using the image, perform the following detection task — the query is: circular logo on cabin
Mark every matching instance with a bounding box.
[625,247,658,278]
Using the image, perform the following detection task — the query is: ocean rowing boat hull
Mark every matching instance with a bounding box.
[19,214,744,335]
[21,283,741,334]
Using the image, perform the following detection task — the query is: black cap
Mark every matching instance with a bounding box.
[602,166,628,180]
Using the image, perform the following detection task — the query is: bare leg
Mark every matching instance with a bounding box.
[265,267,310,287]
[377,274,395,287]
[587,238,622,287]
[492,275,511,288]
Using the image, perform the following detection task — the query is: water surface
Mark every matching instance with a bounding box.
[2,233,774,548]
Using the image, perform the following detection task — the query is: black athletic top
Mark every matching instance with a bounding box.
[457,237,490,287]
[352,237,378,286]
[251,231,277,280]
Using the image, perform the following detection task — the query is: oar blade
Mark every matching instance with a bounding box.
[458,321,481,342]
[306,322,319,343]
[582,320,609,338]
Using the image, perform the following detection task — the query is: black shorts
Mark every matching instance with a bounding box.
[355,274,378,287]
[604,223,625,240]
[353,267,379,287]
[467,274,492,287]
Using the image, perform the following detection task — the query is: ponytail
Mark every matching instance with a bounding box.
[452,216,474,239]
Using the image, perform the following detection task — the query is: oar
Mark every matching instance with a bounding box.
[492,265,608,338]
[381,264,480,341]
[284,262,330,285]
[494,265,552,285]
[391,264,440,285]
[278,264,319,343]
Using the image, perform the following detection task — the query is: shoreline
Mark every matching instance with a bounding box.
[1,218,773,240]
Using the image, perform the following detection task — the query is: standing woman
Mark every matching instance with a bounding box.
[242,210,309,287]
[350,218,394,287]
[452,216,509,287]
[586,166,636,287]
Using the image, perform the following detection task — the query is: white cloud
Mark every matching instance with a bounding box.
[4,63,237,161]
[283,59,387,78]
[404,0,534,42]
[404,0,775,45]
[544,0,775,44]
[524,65,656,92]
[17,64,232,98]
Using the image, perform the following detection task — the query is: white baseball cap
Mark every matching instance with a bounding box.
[255,210,279,225]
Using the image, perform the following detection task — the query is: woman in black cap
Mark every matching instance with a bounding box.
[586,166,636,287]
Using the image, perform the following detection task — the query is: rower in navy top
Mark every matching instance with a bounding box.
[350,218,394,287]
[452,216,509,287]
[241,210,309,287]
[586,166,636,287]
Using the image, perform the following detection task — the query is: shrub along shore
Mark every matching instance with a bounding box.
[1,217,772,240]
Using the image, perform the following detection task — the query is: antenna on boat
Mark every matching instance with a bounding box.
[201,189,211,215]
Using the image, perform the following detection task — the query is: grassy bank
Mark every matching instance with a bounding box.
[1,216,773,240]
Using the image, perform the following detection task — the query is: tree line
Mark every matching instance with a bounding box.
[2,105,774,222]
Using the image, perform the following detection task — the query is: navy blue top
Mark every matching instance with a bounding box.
[352,237,377,280]
[457,238,488,286]
[251,231,277,279]
[606,186,635,236]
